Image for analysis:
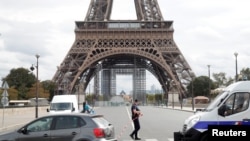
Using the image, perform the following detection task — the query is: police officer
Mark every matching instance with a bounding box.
[130,99,143,140]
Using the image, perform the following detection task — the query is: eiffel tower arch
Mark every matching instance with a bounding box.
[52,0,195,104]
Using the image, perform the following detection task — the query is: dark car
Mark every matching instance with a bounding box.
[0,113,117,141]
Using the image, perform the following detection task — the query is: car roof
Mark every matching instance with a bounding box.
[39,113,104,118]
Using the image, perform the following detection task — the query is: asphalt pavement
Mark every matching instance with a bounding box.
[0,105,204,133]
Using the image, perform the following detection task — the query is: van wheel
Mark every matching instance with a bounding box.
[200,133,208,141]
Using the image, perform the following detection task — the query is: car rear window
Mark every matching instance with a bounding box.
[92,117,110,127]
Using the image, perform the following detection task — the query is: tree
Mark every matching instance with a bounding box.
[155,94,163,105]
[187,76,215,97]
[212,72,226,87]
[27,82,50,99]
[0,88,18,100]
[4,68,36,89]
[2,67,57,100]
[212,72,234,87]
[239,67,250,81]
[3,67,36,99]
[41,80,56,101]
[146,94,155,105]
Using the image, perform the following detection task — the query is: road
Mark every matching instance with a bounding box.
[0,106,195,141]
[95,106,194,141]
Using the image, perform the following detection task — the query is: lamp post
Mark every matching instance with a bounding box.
[190,71,195,111]
[77,77,81,109]
[170,80,176,109]
[207,65,211,102]
[234,52,238,82]
[30,54,40,118]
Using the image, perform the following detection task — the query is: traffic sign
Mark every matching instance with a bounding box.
[2,81,9,89]
[1,97,8,106]
[2,90,8,97]
[1,81,9,106]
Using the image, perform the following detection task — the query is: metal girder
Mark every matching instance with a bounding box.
[85,0,113,21]
[134,0,163,21]
[85,0,163,21]
[52,1,195,101]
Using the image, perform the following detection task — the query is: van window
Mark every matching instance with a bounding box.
[50,102,72,111]
[206,91,229,111]
[223,92,250,116]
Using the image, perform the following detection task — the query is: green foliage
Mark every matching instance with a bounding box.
[212,72,234,87]
[212,72,226,87]
[239,68,250,81]
[17,84,30,99]
[147,94,154,101]
[187,76,215,97]
[155,94,163,101]
[4,67,36,89]
[1,67,55,100]
[41,80,56,101]
[3,68,36,99]
[85,94,95,105]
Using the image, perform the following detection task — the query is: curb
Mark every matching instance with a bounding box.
[156,106,196,113]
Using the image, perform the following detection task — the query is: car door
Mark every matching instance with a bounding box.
[17,117,53,141]
[50,116,81,141]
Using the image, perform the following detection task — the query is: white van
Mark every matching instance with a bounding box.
[174,81,250,141]
[47,95,79,114]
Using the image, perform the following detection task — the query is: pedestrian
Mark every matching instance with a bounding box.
[82,101,91,113]
[130,99,142,140]
[82,101,95,114]
[82,102,86,113]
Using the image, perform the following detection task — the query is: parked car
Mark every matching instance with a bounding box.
[0,113,117,141]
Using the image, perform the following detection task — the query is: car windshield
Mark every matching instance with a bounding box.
[205,91,229,111]
[26,117,53,132]
[50,103,72,110]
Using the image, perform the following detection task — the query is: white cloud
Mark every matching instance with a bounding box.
[1,0,250,89]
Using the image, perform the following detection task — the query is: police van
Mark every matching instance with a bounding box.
[174,81,250,141]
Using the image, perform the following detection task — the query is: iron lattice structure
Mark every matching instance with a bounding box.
[52,0,195,103]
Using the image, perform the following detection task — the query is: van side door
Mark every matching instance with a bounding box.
[218,92,250,123]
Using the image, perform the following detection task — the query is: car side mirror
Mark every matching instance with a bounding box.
[20,127,28,134]
[47,108,50,112]
[72,107,75,112]
[218,104,227,117]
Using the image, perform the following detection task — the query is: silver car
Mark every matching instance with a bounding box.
[0,113,117,141]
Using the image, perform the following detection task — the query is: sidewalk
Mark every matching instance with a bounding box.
[157,104,207,113]
[0,107,49,132]
[164,106,196,112]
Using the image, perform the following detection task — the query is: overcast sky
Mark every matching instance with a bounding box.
[1,0,250,94]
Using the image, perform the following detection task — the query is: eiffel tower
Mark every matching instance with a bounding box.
[52,0,195,104]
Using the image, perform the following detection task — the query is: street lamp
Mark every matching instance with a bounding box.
[30,54,40,118]
[234,52,238,82]
[77,77,81,109]
[170,80,176,109]
[207,65,211,102]
[190,71,195,111]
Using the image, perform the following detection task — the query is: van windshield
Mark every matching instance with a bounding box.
[205,91,229,111]
[50,103,72,111]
